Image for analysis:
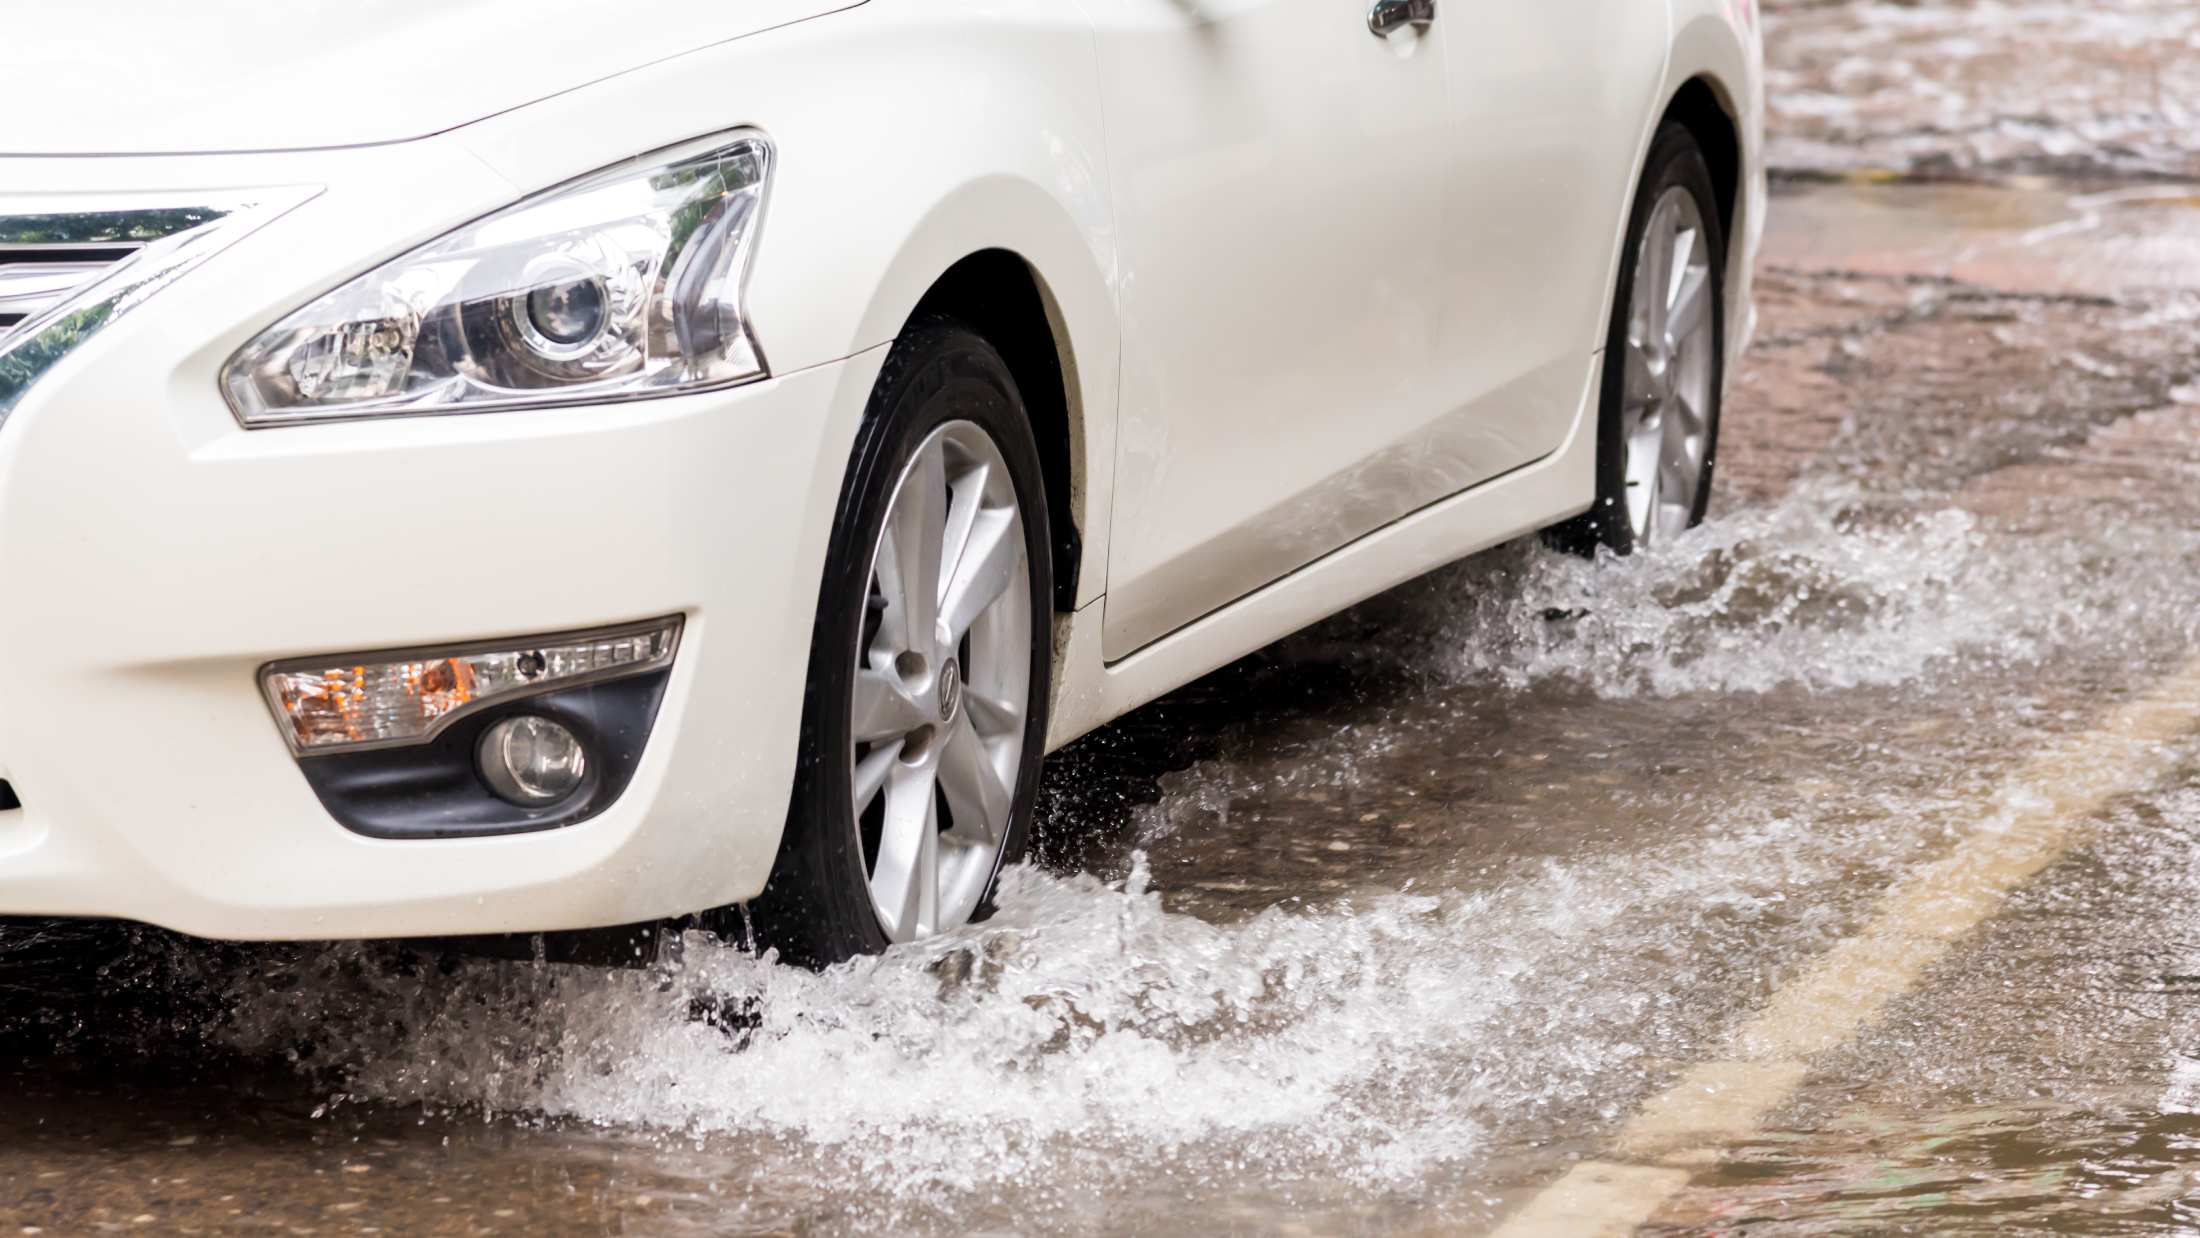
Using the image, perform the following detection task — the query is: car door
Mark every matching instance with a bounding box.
[1428,2,1672,477]
[1085,0,1464,658]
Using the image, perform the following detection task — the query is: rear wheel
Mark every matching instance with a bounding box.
[1548,122,1726,556]
[743,318,1052,968]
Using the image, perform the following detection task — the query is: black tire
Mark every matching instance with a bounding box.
[1546,122,1727,557]
[739,317,1053,968]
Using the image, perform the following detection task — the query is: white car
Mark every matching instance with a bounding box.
[0,0,1762,965]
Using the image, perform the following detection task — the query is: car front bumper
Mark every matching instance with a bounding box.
[0,148,878,938]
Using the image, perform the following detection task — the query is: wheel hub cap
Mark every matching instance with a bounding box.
[937,657,962,724]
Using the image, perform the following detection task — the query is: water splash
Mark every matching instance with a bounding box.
[1441,481,2198,698]
[186,802,1868,1213]
[1766,0,2200,181]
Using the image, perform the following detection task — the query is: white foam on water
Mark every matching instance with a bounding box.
[198,805,1856,1210]
[1440,481,2199,699]
[1765,0,2200,179]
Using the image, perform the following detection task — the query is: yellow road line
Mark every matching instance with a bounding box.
[1491,659,2200,1235]
[1493,1164,1691,1238]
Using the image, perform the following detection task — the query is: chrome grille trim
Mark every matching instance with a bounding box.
[0,186,320,424]
[0,259,131,326]
[0,201,234,248]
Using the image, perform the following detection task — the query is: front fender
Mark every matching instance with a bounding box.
[1665,0,1768,359]
[456,0,1122,607]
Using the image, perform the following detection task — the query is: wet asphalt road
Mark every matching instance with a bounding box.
[9,2,2200,1234]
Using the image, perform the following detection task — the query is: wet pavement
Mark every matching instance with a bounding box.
[9,3,2200,1234]
[1765,0,2200,183]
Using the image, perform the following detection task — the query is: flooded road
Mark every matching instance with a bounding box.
[1765,0,2200,182]
[10,4,2200,1234]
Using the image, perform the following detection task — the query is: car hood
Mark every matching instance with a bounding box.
[1,0,863,155]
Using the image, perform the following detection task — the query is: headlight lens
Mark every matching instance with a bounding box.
[222,133,771,426]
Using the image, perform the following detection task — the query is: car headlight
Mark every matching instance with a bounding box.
[222,132,771,426]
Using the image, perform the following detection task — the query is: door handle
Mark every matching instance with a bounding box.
[1367,0,1434,37]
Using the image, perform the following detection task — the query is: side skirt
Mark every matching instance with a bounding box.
[1044,349,1605,752]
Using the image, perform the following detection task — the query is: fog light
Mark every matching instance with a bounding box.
[478,715,588,806]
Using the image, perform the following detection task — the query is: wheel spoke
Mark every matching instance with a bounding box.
[870,526,910,656]
[941,507,1020,646]
[852,667,928,743]
[869,762,940,940]
[1624,407,1663,538]
[1631,249,1660,351]
[1667,261,1711,348]
[937,714,1010,849]
[1641,202,1675,347]
[888,440,947,652]
[1657,410,1698,526]
[939,460,991,599]
[914,789,941,937]
[1667,387,1707,444]
[1621,340,1657,410]
[852,740,902,815]
[1667,226,1697,314]
[964,687,1023,739]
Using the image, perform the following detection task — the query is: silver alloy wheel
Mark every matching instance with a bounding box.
[849,420,1032,942]
[1620,185,1717,546]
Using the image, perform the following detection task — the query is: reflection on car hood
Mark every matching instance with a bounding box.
[0,0,863,155]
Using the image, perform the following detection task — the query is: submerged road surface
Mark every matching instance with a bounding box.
[8,2,2200,1233]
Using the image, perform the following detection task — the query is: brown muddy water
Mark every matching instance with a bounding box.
[10,3,2200,1231]
[2,175,2197,1237]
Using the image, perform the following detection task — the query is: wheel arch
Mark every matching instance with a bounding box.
[1660,3,1766,358]
[905,249,1086,616]
[840,175,1118,620]
[1663,77,1742,252]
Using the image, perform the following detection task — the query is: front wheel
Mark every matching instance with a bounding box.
[1548,122,1727,556]
[742,318,1053,968]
